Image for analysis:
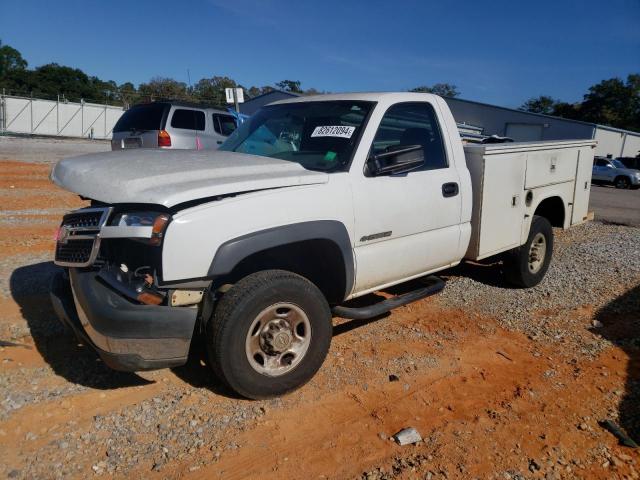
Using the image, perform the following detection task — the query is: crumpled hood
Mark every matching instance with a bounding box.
[50,149,328,208]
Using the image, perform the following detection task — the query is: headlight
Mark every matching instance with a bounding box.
[110,211,171,246]
[112,211,163,227]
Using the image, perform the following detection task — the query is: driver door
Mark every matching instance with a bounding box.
[350,102,463,293]
[592,158,611,182]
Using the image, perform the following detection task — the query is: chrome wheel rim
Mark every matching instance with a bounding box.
[528,233,546,274]
[245,303,311,377]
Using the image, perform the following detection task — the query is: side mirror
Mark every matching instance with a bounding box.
[367,144,425,176]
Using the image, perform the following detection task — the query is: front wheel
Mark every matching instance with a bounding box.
[503,215,553,288]
[206,270,332,399]
[615,176,631,189]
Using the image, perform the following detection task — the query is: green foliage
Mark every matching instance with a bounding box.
[410,83,460,97]
[275,80,303,93]
[246,85,274,97]
[520,75,639,131]
[0,41,27,77]
[1,40,637,131]
[520,95,558,115]
[549,101,581,120]
[0,41,319,108]
[192,76,238,105]
[580,75,640,131]
[138,77,189,102]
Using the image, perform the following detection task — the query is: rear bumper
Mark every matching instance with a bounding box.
[50,269,197,371]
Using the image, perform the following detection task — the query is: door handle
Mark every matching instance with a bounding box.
[442,182,459,197]
[217,140,223,144]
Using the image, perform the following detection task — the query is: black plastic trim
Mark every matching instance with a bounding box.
[70,269,196,340]
[50,271,191,371]
[208,221,355,299]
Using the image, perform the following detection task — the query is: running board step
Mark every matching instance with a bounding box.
[332,276,445,320]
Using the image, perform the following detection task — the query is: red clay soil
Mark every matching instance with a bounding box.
[0,158,638,479]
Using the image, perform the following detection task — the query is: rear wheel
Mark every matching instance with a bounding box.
[615,176,631,189]
[503,215,553,288]
[206,270,332,399]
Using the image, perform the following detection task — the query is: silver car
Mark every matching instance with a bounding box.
[592,157,640,189]
[111,102,237,151]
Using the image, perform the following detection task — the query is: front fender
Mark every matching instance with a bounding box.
[207,220,355,297]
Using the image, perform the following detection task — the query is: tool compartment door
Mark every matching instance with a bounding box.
[476,153,526,259]
[525,148,578,189]
[571,146,594,225]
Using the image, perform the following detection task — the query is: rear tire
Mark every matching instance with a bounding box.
[206,270,332,399]
[503,215,553,288]
[615,176,631,189]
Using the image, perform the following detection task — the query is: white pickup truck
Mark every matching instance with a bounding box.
[50,93,595,399]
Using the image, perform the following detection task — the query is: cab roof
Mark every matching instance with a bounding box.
[269,92,441,105]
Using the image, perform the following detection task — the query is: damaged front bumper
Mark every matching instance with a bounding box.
[50,268,198,371]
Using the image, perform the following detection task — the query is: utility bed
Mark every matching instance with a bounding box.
[463,139,596,261]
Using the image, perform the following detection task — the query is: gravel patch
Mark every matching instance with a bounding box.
[438,221,640,354]
[0,136,110,163]
[0,212,65,226]
[0,366,87,421]
[5,385,271,478]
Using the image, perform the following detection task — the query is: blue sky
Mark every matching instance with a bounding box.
[1,0,639,108]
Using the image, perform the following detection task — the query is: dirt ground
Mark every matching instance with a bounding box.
[0,152,638,480]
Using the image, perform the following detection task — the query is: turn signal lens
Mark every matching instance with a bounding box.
[149,214,171,246]
[137,291,163,305]
[158,130,171,147]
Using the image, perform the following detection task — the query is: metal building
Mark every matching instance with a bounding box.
[444,97,640,158]
[239,90,300,116]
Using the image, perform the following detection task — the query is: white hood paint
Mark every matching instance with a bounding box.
[50,149,328,207]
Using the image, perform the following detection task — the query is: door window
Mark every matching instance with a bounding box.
[171,109,205,131]
[213,114,237,136]
[371,102,448,171]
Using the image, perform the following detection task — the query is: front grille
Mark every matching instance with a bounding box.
[54,207,112,267]
[55,239,95,265]
[60,210,105,230]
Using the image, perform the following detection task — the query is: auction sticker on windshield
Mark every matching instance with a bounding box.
[311,126,356,139]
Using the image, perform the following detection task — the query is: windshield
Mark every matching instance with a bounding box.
[219,101,374,172]
[611,159,625,168]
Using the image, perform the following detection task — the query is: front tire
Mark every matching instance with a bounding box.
[503,215,553,288]
[615,176,631,189]
[206,270,332,399]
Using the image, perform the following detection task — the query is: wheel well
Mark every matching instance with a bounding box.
[614,175,629,183]
[217,239,348,305]
[533,196,565,228]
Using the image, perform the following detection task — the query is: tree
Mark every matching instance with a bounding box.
[32,63,95,101]
[551,102,581,121]
[0,40,27,78]
[520,95,558,115]
[246,85,274,98]
[410,83,460,97]
[579,75,640,131]
[192,76,238,105]
[137,77,190,102]
[276,80,303,93]
[303,87,324,96]
[116,82,137,106]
